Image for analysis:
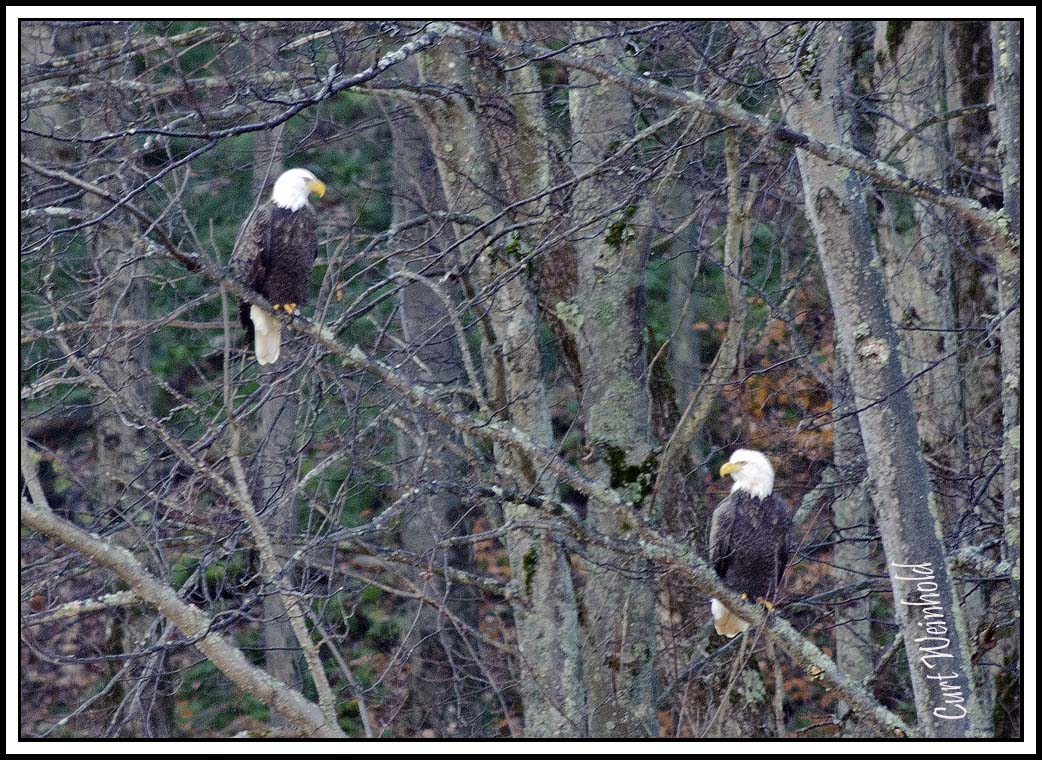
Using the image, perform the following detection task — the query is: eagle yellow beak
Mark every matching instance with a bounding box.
[720,461,744,477]
[308,179,327,199]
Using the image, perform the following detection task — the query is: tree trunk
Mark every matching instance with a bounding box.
[389,97,483,737]
[830,350,875,735]
[944,22,1001,500]
[988,17,1021,631]
[568,22,658,738]
[70,21,174,737]
[414,40,587,737]
[872,21,1007,730]
[246,108,302,722]
[872,21,967,533]
[667,182,702,433]
[770,21,985,737]
[255,357,302,708]
[988,22,1022,737]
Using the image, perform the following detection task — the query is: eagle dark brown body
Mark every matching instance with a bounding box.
[231,201,318,338]
[709,489,791,603]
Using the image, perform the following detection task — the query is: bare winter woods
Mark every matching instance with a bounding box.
[18,19,1022,740]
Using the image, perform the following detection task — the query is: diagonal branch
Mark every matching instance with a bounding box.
[417,21,1008,250]
[651,130,758,506]
[20,499,346,738]
[28,144,913,737]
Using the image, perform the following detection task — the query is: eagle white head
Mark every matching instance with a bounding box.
[719,448,775,500]
[272,168,326,211]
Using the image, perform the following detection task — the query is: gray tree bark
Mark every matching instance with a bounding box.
[255,357,302,705]
[989,18,1021,627]
[666,183,702,431]
[413,40,587,737]
[243,79,305,724]
[872,22,1003,730]
[65,20,174,737]
[945,23,1002,449]
[389,98,483,737]
[830,351,875,735]
[770,21,986,737]
[872,21,967,531]
[568,21,658,738]
[988,23,1022,735]
[21,500,346,738]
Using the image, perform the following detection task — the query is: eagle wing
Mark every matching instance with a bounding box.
[232,202,271,290]
[772,494,792,585]
[231,203,272,329]
[708,494,737,579]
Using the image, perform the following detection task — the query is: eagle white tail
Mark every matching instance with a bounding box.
[250,304,282,365]
[711,598,750,638]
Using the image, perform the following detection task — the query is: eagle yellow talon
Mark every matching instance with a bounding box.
[757,597,775,611]
[284,303,297,315]
[740,593,749,601]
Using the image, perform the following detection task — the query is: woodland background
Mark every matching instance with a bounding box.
[18,19,1022,739]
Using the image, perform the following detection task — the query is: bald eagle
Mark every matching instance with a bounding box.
[709,449,791,637]
[232,168,326,365]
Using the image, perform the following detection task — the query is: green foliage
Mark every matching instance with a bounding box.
[649,216,793,361]
[885,20,913,54]
[881,193,917,236]
[20,18,1018,739]
[171,555,200,590]
[204,551,247,586]
[644,254,673,343]
[177,646,270,733]
[141,21,218,77]
[603,443,658,507]
[522,546,539,596]
[299,422,395,532]
[604,204,638,249]
[344,582,400,646]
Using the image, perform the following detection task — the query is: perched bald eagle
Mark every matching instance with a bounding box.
[709,449,791,637]
[232,168,326,365]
